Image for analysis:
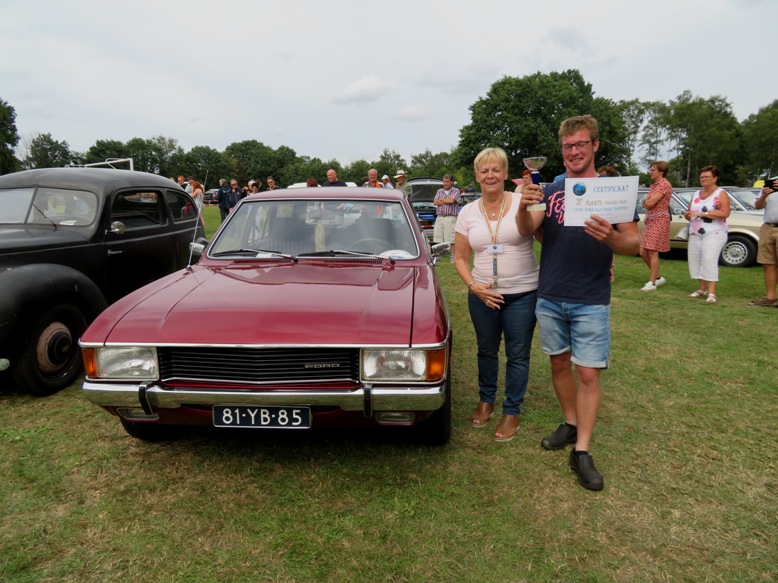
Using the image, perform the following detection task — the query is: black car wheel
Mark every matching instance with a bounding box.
[12,303,87,396]
[415,375,452,445]
[720,235,757,267]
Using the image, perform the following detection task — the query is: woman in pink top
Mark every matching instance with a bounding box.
[454,147,539,442]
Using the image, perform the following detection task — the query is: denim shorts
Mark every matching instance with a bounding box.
[535,297,610,369]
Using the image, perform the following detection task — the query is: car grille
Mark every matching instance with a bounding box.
[157,347,360,384]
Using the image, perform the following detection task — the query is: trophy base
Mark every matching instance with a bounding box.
[527,203,546,212]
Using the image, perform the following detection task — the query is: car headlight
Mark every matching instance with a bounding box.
[84,347,159,380]
[361,348,446,382]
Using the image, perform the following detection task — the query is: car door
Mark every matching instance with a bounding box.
[162,188,204,267]
[104,189,177,302]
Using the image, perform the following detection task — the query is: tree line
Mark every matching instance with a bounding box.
[2,69,776,188]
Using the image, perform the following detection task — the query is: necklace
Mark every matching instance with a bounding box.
[481,194,505,218]
[479,194,508,289]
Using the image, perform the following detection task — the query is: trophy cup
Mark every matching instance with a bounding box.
[523,156,547,211]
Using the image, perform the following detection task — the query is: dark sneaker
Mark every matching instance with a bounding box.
[569,450,604,491]
[541,423,577,450]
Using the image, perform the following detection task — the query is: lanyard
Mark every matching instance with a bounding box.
[479,195,506,288]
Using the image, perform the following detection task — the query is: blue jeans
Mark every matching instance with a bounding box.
[468,290,537,416]
[535,298,610,369]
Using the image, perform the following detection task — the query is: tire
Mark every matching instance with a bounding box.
[415,375,452,445]
[11,303,88,396]
[120,418,176,442]
[720,235,757,267]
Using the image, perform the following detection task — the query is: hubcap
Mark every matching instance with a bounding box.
[36,322,72,374]
[722,242,746,265]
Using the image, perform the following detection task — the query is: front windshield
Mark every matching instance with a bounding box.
[209,199,420,259]
[729,189,758,210]
[0,187,98,226]
[676,189,749,212]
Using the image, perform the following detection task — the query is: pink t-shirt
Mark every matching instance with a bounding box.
[455,192,539,294]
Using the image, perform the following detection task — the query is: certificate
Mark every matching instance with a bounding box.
[564,176,639,226]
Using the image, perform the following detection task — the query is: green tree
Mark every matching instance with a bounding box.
[281,155,329,185]
[20,133,74,169]
[664,91,741,185]
[741,99,778,181]
[639,101,669,169]
[224,140,276,185]
[84,139,130,165]
[343,159,370,184]
[410,149,455,178]
[617,99,650,172]
[184,146,230,188]
[456,70,630,180]
[149,135,185,178]
[375,148,408,180]
[0,98,20,174]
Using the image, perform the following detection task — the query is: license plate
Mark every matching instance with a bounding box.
[213,405,311,429]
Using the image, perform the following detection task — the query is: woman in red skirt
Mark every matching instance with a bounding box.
[640,161,673,291]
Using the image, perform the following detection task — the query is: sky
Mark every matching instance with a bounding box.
[2,0,776,169]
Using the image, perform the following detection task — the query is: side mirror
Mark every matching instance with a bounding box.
[431,242,451,257]
[189,237,208,261]
[109,221,126,235]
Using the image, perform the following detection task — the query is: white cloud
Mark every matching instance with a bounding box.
[333,76,392,105]
[0,0,776,165]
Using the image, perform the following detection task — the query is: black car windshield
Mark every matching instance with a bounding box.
[209,199,420,259]
[0,187,98,226]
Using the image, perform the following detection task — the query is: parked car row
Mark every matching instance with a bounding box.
[635,187,762,267]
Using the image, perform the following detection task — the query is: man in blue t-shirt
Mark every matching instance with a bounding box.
[516,115,640,491]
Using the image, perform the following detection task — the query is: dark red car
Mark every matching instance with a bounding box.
[81,187,453,444]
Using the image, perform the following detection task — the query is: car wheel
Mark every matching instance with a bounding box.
[720,235,757,267]
[120,418,176,441]
[415,375,452,445]
[11,303,87,396]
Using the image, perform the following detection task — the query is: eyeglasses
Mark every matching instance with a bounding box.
[699,175,713,180]
[561,140,591,153]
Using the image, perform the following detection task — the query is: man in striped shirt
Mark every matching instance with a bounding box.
[433,174,461,260]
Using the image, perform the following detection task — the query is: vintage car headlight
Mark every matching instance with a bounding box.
[361,348,446,382]
[87,346,159,380]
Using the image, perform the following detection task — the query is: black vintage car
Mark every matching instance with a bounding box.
[0,168,205,395]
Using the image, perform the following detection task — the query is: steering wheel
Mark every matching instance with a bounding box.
[347,238,392,254]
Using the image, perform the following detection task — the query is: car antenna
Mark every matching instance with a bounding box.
[186,198,205,271]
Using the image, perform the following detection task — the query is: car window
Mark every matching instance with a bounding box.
[209,199,419,258]
[0,187,36,223]
[729,189,758,210]
[164,190,198,223]
[0,186,98,226]
[111,191,165,228]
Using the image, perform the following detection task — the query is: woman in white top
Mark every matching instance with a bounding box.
[682,165,730,303]
[188,178,204,211]
[454,147,540,442]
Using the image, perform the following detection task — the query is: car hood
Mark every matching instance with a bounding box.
[90,262,419,346]
[0,225,91,253]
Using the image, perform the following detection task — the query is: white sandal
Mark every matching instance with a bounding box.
[689,289,708,298]
[706,294,717,303]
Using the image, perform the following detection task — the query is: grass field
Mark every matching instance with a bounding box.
[1,210,776,582]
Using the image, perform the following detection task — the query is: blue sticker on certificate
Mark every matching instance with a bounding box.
[564,176,638,226]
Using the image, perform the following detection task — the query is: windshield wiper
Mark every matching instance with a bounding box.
[29,203,58,229]
[211,248,298,261]
[298,249,394,263]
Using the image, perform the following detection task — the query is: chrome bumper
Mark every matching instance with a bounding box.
[82,381,446,413]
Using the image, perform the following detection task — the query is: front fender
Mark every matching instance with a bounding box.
[0,264,108,360]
